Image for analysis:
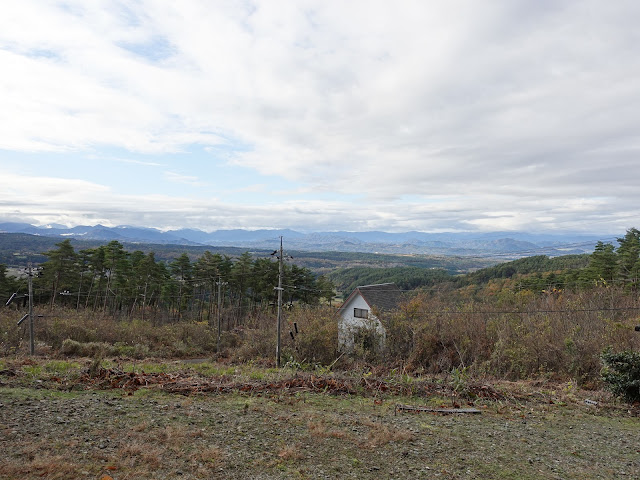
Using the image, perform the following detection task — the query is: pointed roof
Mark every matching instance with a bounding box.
[339,283,402,314]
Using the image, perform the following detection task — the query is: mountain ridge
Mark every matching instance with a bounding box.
[0,221,613,257]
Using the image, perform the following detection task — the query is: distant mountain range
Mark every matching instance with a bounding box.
[0,222,615,258]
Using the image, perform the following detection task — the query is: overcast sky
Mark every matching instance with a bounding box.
[1,1,638,234]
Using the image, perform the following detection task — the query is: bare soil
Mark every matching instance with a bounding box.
[1,357,639,479]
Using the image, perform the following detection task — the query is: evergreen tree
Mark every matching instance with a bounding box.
[80,246,107,310]
[583,241,617,286]
[315,275,336,305]
[103,241,130,313]
[0,263,18,302]
[194,251,227,322]
[250,257,279,307]
[287,264,319,304]
[170,253,193,320]
[38,239,79,307]
[616,228,640,290]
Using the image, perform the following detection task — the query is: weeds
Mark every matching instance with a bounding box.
[277,445,304,461]
[308,420,351,440]
[2,285,640,389]
[43,360,80,374]
[362,421,413,448]
[449,365,470,396]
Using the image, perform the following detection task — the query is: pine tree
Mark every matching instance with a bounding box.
[38,239,79,307]
[616,228,640,290]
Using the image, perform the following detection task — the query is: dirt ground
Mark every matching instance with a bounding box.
[1,358,639,479]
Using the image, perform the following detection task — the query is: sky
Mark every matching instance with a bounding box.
[1,1,639,234]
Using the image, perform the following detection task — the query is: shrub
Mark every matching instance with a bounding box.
[601,348,640,402]
[0,311,24,355]
[232,314,277,363]
[61,338,109,357]
[285,307,339,366]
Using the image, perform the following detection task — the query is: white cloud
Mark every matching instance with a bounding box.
[0,1,639,233]
[163,171,209,187]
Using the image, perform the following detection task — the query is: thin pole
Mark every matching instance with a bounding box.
[276,237,283,368]
[76,271,83,310]
[217,275,222,353]
[28,264,34,355]
[141,278,148,322]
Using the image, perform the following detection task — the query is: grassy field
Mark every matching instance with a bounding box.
[1,357,639,479]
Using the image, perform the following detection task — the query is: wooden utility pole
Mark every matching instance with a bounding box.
[28,264,34,355]
[217,275,223,353]
[276,237,284,368]
[8,264,37,355]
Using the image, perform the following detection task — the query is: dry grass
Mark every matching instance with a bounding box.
[277,444,305,461]
[140,446,163,469]
[361,421,414,448]
[1,375,639,479]
[131,420,149,432]
[3,286,640,386]
[120,440,147,458]
[384,287,640,382]
[194,445,226,464]
[307,419,351,440]
[0,454,79,479]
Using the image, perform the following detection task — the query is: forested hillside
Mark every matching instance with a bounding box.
[0,239,334,325]
[329,229,640,297]
[0,232,497,277]
[328,266,452,294]
[2,229,640,383]
[3,229,639,304]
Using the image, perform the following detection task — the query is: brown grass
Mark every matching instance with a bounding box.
[3,285,640,385]
[277,444,305,461]
[360,420,414,448]
[307,419,351,440]
[383,287,640,383]
[194,445,225,464]
[0,455,79,479]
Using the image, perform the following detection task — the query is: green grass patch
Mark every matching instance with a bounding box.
[126,362,169,374]
[22,365,42,378]
[43,360,81,374]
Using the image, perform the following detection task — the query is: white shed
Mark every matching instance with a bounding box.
[337,283,402,351]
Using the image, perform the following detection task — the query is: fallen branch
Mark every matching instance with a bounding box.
[395,404,482,415]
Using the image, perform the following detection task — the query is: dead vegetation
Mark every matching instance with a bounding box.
[1,357,640,479]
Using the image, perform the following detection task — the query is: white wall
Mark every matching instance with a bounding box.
[338,293,385,350]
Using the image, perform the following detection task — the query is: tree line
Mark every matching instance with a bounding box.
[328,228,640,297]
[1,239,335,324]
[3,227,640,320]
[510,228,640,293]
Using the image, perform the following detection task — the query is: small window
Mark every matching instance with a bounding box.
[354,308,369,319]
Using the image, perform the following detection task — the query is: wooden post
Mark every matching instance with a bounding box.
[276,237,283,368]
[28,264,34,355]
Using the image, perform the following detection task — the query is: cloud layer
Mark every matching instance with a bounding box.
[1,1,639,234]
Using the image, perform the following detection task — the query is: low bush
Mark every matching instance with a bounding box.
[61,338,109,357]
[601,348,640,402]
[286,307,339,365]
[231,313,277,363]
